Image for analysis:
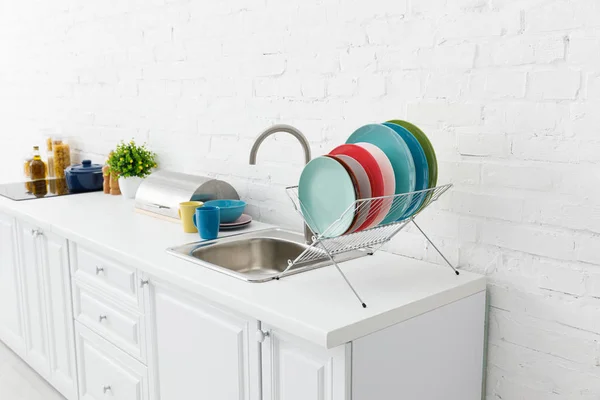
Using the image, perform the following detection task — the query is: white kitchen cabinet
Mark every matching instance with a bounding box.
[70,243,141,307]
[15,220,78,399]
[261,325,350,400]
[351,291,486,400]
[75,322,149,400]
[73,280,146,362]
[148,279,261,400]
[40,229,78,400]
[146,279,483,400]
[0,196,487,400]
[0,212,26,358]
[147,278,348,400]
[17,220,51,378]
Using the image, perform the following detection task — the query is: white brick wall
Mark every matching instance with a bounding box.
[1,0,599,398]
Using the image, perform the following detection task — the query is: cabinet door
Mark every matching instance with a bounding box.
[17,221,51,377]
[261,325,350,400]
[76,322,149,400]
[40,231,78,400]
[0,212,26,357]
[148,280,260,400]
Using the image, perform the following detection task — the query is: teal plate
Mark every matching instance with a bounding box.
[383,122,429,219]
[346,124,416,224]
[387,119,437,214]
[298,156,357,238]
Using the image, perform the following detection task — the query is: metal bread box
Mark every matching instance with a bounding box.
[134,170,239,221]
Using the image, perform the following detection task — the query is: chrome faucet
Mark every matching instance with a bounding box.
[249,124,312,164]
[249,124,313,244]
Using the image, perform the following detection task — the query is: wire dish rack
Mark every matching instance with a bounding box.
[281,183,457,308]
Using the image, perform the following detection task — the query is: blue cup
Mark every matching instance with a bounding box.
[193,206,220,240]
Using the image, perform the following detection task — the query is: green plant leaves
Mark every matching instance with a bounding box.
[107,140,157,178]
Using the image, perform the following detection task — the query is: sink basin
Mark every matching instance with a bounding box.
[167,228,367,282]
[190,237,307,275]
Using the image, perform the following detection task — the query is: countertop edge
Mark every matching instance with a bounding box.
[326,278,487,348]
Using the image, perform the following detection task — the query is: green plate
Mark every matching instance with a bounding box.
[387,120,437,213]
[387,120,437,189]
[298,156,357,238]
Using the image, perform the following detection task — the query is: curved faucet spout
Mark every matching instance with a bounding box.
[249,124,311,165]
[249,124,314,244]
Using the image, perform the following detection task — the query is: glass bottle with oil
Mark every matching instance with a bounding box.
[30,146,48,197]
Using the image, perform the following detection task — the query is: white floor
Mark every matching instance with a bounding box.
[0,341,64,400]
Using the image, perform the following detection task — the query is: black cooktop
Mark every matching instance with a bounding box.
[0,178,83,201]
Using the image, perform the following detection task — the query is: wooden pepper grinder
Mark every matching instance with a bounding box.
[110,172,121,195]
[102,165,110,194]
[106,151,121,196]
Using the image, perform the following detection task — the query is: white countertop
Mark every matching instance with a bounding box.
[0,191,485,349]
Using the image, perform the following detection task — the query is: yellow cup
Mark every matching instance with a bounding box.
[179,201,204,233]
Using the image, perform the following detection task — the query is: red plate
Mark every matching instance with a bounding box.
[329,144,385,231]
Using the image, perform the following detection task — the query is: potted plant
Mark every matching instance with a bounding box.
[107,140,157,199]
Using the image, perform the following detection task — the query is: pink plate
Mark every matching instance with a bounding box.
[334,154,372,233]
[329,143,384,232]
[354,142,396,228]
[220,214,252,228]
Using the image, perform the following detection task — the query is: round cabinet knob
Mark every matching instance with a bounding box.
[30,229,42,238]
[255,329,270,343]
[96,266,104,275]
[98,315,107,322]
[140,279,149,288]
[103,385,112,395]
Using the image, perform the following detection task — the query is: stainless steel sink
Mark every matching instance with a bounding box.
[167,228,367,282]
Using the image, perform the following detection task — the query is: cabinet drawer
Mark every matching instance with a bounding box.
[73,282,146,362]
[71,243,139,304]
[75,322,149,400]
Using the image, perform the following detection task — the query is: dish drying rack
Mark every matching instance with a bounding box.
[280,184,457,308]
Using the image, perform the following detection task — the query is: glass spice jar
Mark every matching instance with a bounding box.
[23,157,31,178]
[46,137,55,178]
[23,157,33,193]
[52,138,71,178]
[55,178,68,195]
[48,178,57,194]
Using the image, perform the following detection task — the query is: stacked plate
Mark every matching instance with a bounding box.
[298,120,437,238]
[220,214,252,230]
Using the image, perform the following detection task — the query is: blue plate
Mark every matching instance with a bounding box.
[383,122,429,219]
[346,124,416,224]
[298,156,356,238]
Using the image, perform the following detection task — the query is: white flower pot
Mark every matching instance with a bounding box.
[118,176,144,199]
